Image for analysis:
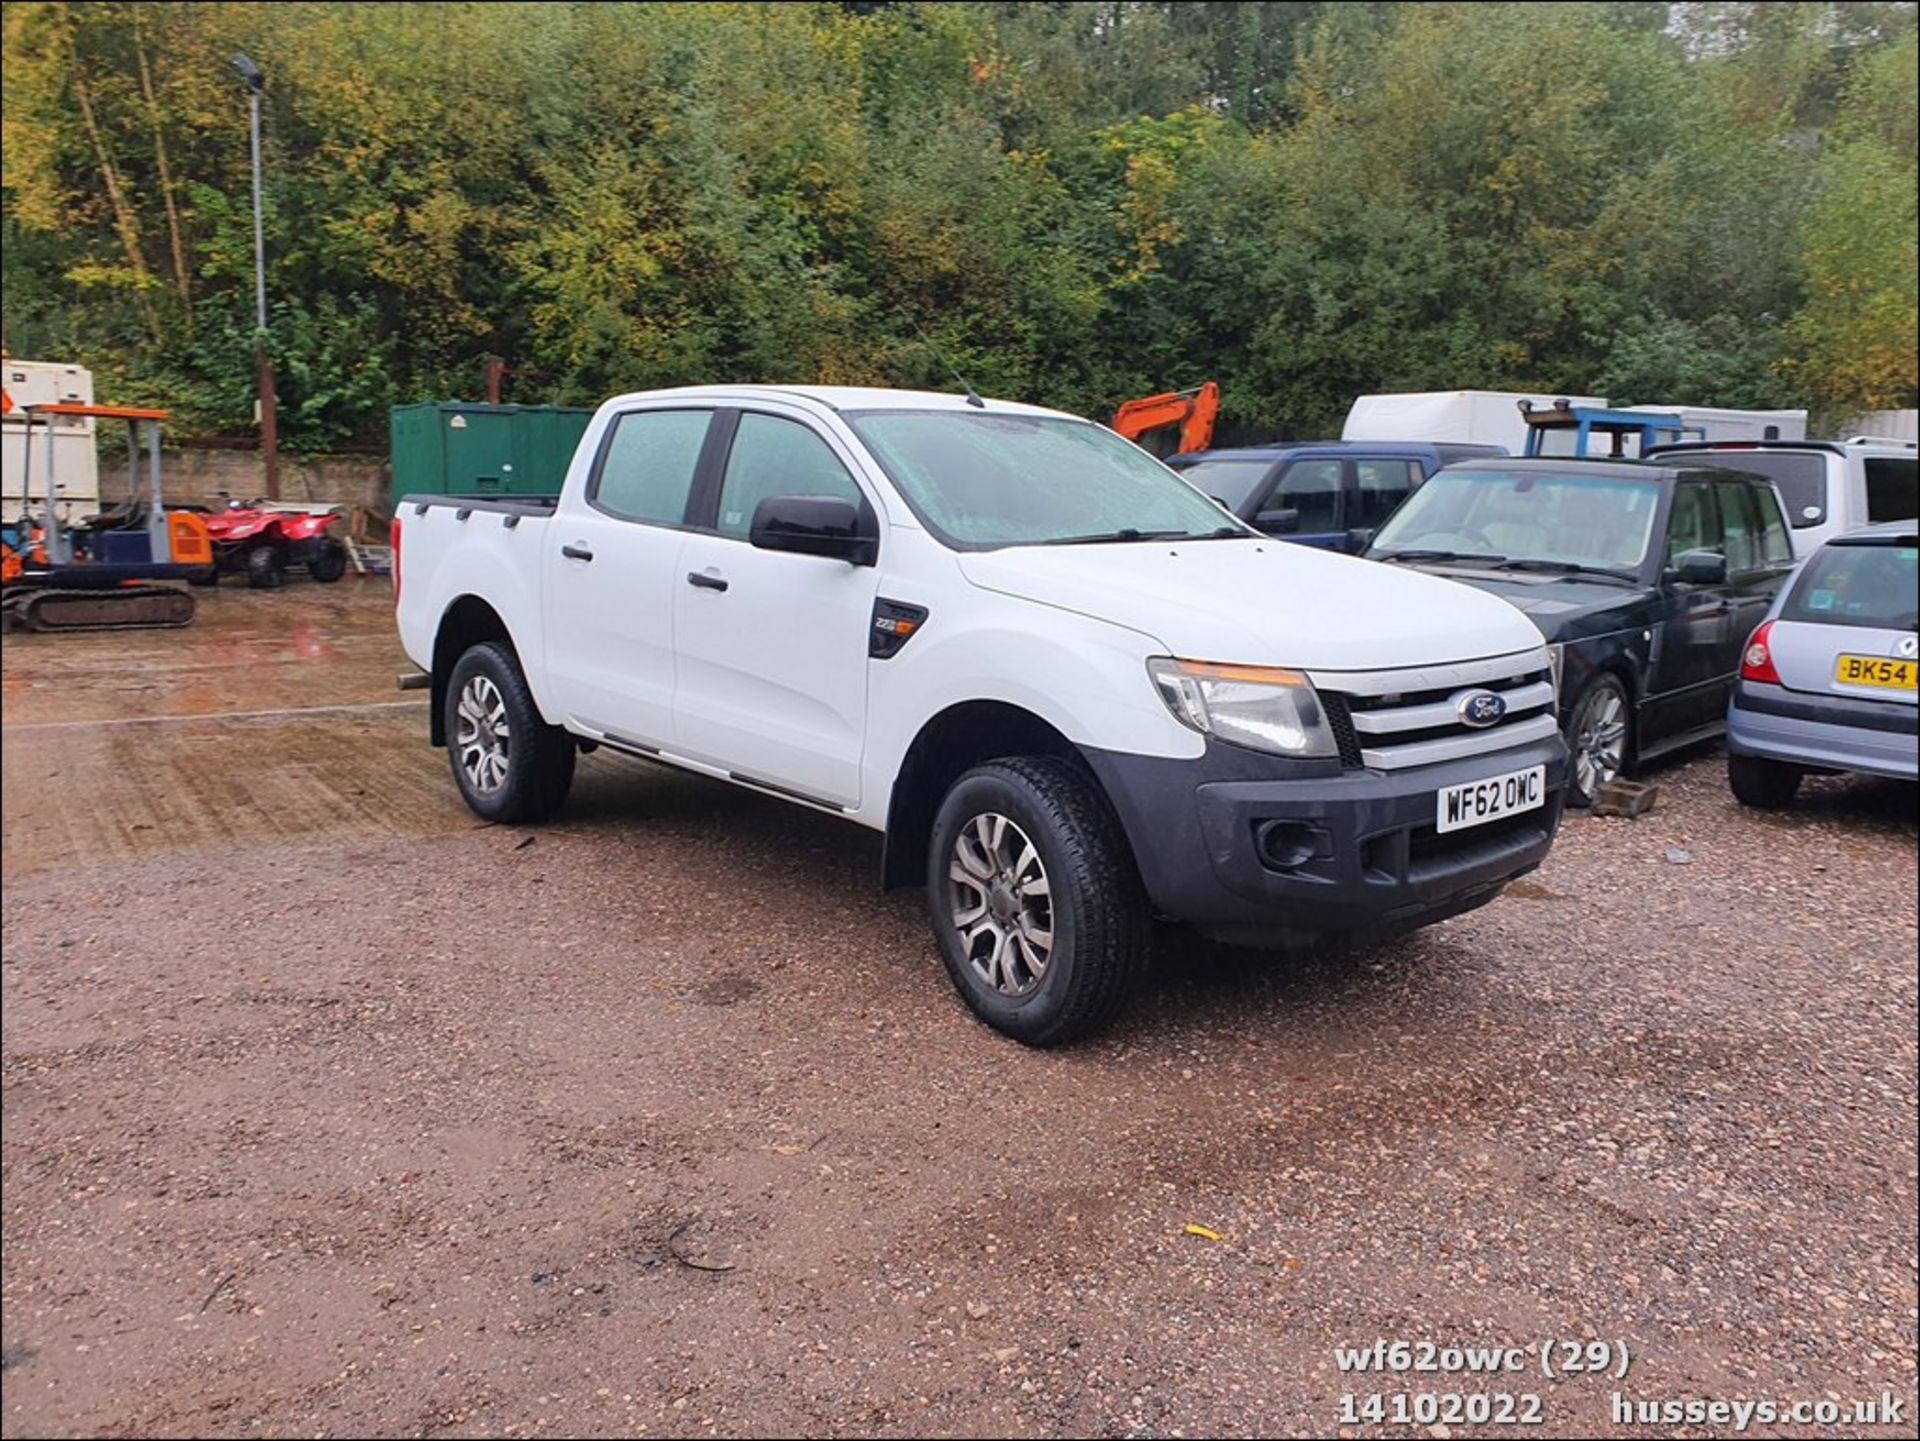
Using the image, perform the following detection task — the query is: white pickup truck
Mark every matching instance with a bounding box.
[395,386,1568,1044]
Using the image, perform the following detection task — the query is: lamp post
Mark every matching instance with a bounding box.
[231,52,279,500]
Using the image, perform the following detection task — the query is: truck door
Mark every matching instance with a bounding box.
[541,407,714,745]
[671,409,882,809]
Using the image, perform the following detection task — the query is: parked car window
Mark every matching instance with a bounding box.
[1372,469,1660,571]
[1864,457,1919,522]
[1274,458,1343,532]
[593,409,710,525]
[1665,481,1718,562]
[1173,459,1275,511]
[1353,459,1421,528]
[1755,485,1793,565]
[847,410,1245,548]
[717,413,865,538]
[1715,481,1762,573]
[1781,541,1920,630]
[1677,451,1827,527]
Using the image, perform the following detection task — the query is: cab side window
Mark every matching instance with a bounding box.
[1353,458,1421,528]
[1665,482,1718,564]
[716,413,865,539]
[592,410,710,525]
[1272,458,1343,532]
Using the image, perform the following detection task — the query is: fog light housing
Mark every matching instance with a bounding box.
[1255,819,1324,871]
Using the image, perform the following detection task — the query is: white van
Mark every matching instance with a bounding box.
[1643,439,1920,557]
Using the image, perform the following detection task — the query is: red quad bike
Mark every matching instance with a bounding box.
[201,498,350,589]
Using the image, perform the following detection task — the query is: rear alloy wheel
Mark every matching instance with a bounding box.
[927,757,1148,1046]
[1566,674,1630,807]
[443,641,575,823]
[1728,753,1802,809]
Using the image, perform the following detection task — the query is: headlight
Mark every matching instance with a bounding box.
[1546,643,1565,701]
[1147,658,1339,758]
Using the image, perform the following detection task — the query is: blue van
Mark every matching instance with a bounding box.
[1165,441,1506,552]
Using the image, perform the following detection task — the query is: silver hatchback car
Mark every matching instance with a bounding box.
[1726,521,1918,807]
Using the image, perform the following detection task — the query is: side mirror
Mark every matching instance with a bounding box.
[1254,507,1302,535]
[1670,548,1727,585]
[749,494,877,566]
[1346,527,1376,553]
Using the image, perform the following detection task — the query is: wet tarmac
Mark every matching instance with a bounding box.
[2,581,442,877]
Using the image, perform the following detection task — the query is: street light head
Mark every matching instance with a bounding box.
[230,53,264,92]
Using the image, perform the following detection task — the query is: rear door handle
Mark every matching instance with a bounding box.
[686,571,729,592]
[561,543,594,562]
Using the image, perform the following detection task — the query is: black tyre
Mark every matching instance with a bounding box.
[1565,673,1631,808]
[1728,753,1801,809]
[444,641,576,823]
[926,756,1149,1046]
[307,537,348,582]
[245,543,286,590]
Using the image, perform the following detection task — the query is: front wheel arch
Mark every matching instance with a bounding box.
[881,700,1097,891]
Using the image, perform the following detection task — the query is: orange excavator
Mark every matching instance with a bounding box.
[1111,381,1220,456]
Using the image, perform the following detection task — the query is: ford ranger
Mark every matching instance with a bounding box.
[394,386,1568,1044]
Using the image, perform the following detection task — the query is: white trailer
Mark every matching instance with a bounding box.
[1616,404,1807,443]
[1341,390,1609,456]
[2,359,99,521]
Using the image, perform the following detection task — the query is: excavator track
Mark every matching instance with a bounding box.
[2,584,195,633]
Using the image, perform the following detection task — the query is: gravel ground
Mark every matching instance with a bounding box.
[3,582,1916,1438]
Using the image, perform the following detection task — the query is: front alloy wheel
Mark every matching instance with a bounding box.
[948,812,1054,997]
[1568,675,1629,806]
[455,673,511,795]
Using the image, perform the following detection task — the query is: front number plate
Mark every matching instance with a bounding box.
[1435,764,1547,834]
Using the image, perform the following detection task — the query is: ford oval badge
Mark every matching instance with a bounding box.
[1457,689,1507,728]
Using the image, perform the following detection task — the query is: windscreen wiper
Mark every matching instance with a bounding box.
[1491,558,1638,581]
[1042,527,1244,545]
[1375,549,1506,565]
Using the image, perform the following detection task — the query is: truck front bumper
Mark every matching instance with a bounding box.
[1081,734,1568,946]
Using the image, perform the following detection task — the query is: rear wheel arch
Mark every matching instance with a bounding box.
[882,700,1111,890]
[431,596,520,747]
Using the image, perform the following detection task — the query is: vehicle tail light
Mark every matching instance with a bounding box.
[390,517,402,606]
[1740,621,1779,684]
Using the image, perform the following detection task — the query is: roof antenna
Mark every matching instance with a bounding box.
[899,309,985,408]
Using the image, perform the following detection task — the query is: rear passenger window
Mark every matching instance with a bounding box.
[1865,457,1919,522]
[593,410,709,525]
[1665,482,1717,561]
[1354,459,1421,528]
[716,413,865,538]
[1715,481,1761,573]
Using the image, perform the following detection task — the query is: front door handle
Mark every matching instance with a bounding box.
[686,571,729,592]
[560,543,594,562]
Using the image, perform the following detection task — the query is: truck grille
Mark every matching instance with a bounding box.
[1308,650,1557,771]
